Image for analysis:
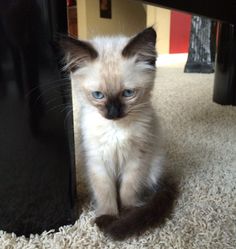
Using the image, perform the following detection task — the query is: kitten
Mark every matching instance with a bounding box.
[61,27,177,240]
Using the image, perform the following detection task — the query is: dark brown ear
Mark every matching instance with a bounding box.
[122,27,157,66]
[60,35,98,72]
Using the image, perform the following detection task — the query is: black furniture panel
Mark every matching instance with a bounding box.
[0,0,77,236]
[213,23,236,105]
[137,0,236,23]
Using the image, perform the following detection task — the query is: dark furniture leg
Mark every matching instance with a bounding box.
[213,22,236,105]
[184,16,215,74]
[0,0,77,236]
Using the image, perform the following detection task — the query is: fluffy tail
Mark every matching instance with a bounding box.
[95,177,179,240]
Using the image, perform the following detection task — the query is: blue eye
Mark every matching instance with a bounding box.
[122,89,135,97]
[92,91,104,99]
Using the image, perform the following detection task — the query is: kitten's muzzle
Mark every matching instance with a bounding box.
[105,100,123,120]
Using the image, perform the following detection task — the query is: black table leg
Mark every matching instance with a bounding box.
[0,0,77,236]
[213,22,236,105]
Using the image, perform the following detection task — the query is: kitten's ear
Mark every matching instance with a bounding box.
[59,35,98,72]
[122,27,157,66]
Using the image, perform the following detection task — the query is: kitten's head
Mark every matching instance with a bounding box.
[62,27,157,120]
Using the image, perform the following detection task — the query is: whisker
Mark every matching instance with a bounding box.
[45,103,69,113]
[32,84,72,105]
[45,94,72,105]
[25,78,71,98]
[128,102,150,112]
[64,109,73,128]
[60,105,73,113]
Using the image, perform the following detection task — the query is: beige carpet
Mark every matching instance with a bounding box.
[1,55,236,248]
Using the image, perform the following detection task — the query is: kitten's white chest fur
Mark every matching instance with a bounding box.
[81,107,133,176]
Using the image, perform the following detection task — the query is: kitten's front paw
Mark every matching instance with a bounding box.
[95,215,118,230]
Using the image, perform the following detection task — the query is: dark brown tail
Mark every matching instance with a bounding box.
[95,177,179,240]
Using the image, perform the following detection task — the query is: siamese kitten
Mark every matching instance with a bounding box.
[61,27,177,240]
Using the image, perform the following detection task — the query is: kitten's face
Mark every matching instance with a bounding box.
[62,27,157,120]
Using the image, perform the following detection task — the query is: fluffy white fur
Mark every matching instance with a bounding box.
[71,32,164,217]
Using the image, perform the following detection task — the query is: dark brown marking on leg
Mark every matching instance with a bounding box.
[95,215,118,231]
